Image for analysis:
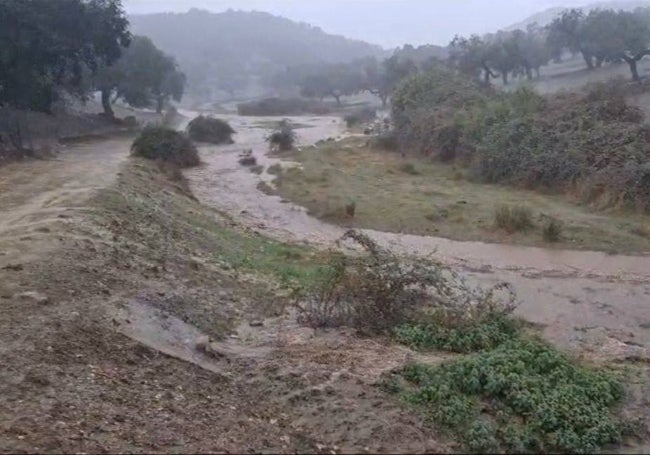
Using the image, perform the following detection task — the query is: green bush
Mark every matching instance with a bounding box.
[494,205,534,233]
[187,115,235,144]
[131,126,199,168]
[267,120,296,151]
[393,338,632,453]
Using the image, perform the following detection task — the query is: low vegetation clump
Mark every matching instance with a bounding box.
[398,162,420,175]
[392,70,650,212]
[542,218,564,242]
[238,149,257,166]
[344,107,377,127]
[187,115,235,144]
[494,205,534,233]
[294,230,515,334]
[267,120,296,151]
[370,132,398,150]
[237,97,330,116]
[131,126,200,168]
[391,338,633,454]
[394,311,518,353]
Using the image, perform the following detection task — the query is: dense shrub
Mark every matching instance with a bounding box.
[131,126,199,168]
[187,116,235,144]
[267,120,296,151]
[237,97,330,116]
[344,107,377,127]
[392,71,650,212]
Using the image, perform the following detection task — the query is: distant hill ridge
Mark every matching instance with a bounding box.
[129,8,385,100]
[506,1,650,30]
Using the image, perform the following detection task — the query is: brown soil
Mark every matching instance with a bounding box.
[0,136,451,453]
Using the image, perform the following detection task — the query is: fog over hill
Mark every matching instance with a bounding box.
[129,8,385,100]
[124,0,598,48]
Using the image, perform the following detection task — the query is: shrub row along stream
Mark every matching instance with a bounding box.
[392,69,650,213]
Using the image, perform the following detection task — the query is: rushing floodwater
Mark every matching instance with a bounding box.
[183,112,650,354]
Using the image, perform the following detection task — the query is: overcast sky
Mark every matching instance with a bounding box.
[123,0,610,48]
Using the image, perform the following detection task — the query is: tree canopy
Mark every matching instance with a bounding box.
[95,35,186,117]
[0,0,130,112]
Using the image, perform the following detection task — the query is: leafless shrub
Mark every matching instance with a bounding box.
[294,230,516,333]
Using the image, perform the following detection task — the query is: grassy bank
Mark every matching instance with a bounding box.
[271,137,650,253]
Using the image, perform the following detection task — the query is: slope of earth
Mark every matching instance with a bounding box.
[0,136,450,453]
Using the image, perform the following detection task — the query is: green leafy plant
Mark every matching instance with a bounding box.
[392,338,632,453]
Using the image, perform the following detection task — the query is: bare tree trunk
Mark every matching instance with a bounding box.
[501,72,509,85]
[624,56,640,82]
[525,66,533,81]
[101,89,114,118]
[622,50,650,82]
[582,51,594,69]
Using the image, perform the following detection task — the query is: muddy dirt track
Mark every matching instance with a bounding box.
[1,113,649,453]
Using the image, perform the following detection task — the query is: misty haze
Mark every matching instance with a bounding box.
[1,0,650,453]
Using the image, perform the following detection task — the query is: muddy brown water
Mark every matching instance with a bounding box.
[182,112,650,354]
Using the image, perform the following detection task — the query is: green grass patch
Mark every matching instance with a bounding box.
[199,221,326,290]
[390,338,634,454]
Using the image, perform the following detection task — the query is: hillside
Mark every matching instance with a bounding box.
[129,8,385,101]
[506,1,650,30]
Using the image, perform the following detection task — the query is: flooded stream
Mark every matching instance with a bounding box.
[184,113,650,353]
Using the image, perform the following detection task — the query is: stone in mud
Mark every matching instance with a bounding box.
[15,291,49,305]
[196,336,228,359]
[249,320,264,327]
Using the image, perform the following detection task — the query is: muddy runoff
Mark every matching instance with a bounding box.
[183,112,650,355]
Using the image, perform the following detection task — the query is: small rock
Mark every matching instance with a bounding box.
[15,291,49,305]
[2,264,23,271]
[249,320,264,327]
